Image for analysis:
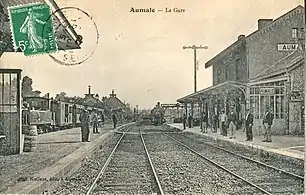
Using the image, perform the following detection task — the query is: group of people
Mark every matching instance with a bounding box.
[79,108,118,142]
[182,105,274,142]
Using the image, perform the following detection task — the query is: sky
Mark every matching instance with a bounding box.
[0,0,303,109]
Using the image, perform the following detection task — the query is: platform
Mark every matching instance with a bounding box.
[168,123,305,161]
[0,123,128,194]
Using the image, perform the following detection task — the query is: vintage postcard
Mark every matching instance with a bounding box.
[0,0,305,194]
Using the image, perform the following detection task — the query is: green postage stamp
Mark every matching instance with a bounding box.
[8,3,57,56]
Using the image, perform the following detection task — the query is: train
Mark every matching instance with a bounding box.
[22,96,104,134]
[150,102,166,125]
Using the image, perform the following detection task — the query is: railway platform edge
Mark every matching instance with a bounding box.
[167,124,304,162]
[3,123,133,195]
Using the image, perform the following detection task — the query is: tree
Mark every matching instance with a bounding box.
[102,96,108,102]
[32,90,41,97]
[55,92,67,101]
[21,76,33,98]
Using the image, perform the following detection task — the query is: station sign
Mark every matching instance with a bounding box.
[277,43,299,51]
[260,88,275,95]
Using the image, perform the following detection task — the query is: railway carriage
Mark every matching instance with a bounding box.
[22,97,53,133]
[22,96,109,133]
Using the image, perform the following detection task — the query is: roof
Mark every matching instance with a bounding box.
[0,0,81,52]
[177,81,247,103]
[205,5,304,68]
[250,50,304,81]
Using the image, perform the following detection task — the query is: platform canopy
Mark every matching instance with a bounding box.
[0,0,81,53]
[177,81,248,103]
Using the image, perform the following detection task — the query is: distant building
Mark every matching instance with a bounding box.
[83,85,105,112]
[178,6,305,135]
[104,90,133,119]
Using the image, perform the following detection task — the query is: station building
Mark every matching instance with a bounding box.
[178,6,305,135]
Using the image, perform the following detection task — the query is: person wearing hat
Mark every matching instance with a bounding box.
[228,105,237,139]
[244,107,254,141]
[80,108,90,142]
[220,109,228,136]
[262,105,274,142]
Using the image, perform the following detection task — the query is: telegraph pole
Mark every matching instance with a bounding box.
[183,45,208,93]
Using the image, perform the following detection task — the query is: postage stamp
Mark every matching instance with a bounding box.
[8,3,57,56]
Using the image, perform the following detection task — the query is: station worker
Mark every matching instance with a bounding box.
[80,108,90,142]
[201,112,208,133]
[187,113,193,128]
[182,113,187,130]
[92,112,99,134]
[220,109,227,136]
[112,112,118,129]
[228,106,237,139]
[262,106,274,142]
[244,107,254,141]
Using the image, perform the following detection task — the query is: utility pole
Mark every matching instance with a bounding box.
[183,45,208,93]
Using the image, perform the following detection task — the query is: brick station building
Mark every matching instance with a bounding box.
[178,6,305,135]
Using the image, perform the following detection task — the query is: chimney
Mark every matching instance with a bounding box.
[258,19,273,30]
[238,35,245,40]
[110,89,116,97]
[88,85,91,94]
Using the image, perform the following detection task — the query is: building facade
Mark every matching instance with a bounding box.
[178,6,305,135]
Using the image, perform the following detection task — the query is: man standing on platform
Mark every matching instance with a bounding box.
[244,108,254,141]
[228,106,237,139]
[182,113,187,130]
[262,106,274,142]
[92,112,99,134]
[220,109,227,136]
[80,108,90,142]
[187,113,193,128]
[112,112,118,129]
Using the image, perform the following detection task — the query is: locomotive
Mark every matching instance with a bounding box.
[22,96,104,134]
[150,102,166,125]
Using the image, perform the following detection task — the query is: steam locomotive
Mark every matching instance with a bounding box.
[150,102,166,125]
[22,96,104,134]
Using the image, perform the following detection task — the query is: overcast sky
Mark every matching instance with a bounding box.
[0,0,303,109]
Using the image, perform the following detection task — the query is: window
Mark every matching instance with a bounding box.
[292,28,298,38]
[299,28,304,39]
[250,82,285,119]
[236,59,240,81]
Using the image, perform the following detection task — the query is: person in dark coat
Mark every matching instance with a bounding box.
[201,112,208,133]
[80,108,90,142]
[187,114,193,128]
[182,114,187,130]
[92,112,99,134]
[262,106,274,142]
[228,106,238,139]
[212,113,218,133]
[112,113,117,129]
[244,108,254,141]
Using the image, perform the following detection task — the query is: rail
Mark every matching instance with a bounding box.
[140,132,164,195]
[85,126,132,195]
[85,124,164,195]
[187,135,304,180]
[164,134,272,195]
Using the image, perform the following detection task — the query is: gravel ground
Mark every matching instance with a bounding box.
[143,133,263,195]
[0,125,113,193]
[168,133,304,195]
[50,133,122,195]
[93,134,158,195]
[182,132,304,177]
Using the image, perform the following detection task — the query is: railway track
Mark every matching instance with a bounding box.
[85,126,164,195]
[165,133,304,195]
